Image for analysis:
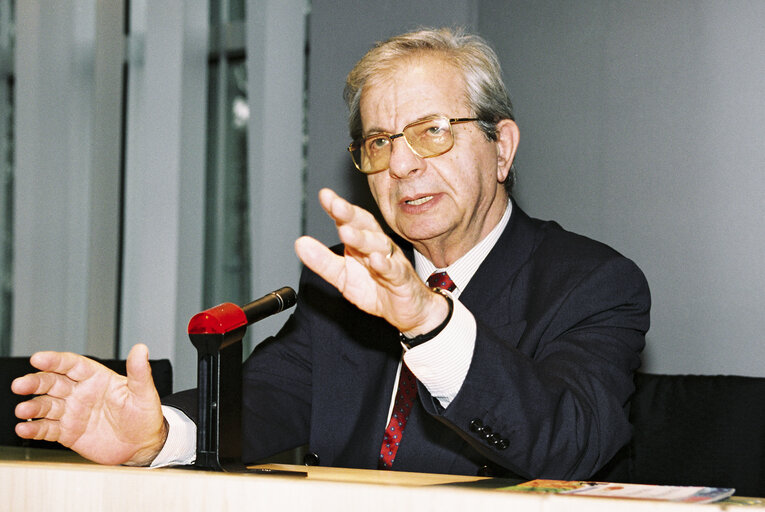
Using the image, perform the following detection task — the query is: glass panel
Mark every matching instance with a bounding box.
[229,0,245,23]
[209,0,221,26]
[204,0,250,309]
[203,55,251,308]
[209,0,245,26]
[0,0,14,355]
[203,59,221,306]
[223,57,250,306]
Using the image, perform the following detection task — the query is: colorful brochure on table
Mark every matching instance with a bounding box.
[503,479,735,504]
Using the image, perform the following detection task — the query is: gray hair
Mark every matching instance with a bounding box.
[344,27,517,193]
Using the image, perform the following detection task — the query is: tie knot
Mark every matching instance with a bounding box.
[427,271,456,292]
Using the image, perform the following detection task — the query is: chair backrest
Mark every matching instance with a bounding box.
[623,372,765,497]
[0,356,172,448]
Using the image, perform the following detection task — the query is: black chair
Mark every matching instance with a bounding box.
[599,372,765,497]
[1,356,172,448]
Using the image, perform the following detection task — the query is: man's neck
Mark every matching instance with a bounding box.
[413,200,513,288]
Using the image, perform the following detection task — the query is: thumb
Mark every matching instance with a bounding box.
[125,343,157,399]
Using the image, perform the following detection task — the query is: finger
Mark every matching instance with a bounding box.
[125,343,158,401]
[336,226,401,279]
[296,229,408,294]
[11,371,76,398]
[10,374,40,396]
[29,350,107,383]
[15,395,67,421]
[317,188,346,220]
[367,243,401,277]
[15,418,63,443]
[319,188,380,231]
[337,224,395,258]
[294,236,346,285]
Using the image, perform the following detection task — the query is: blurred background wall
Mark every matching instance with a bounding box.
[5,0,764,390]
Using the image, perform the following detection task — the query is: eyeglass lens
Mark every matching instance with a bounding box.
[353,117,455,174]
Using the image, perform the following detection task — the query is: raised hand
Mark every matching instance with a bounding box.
[294,188,448,337]
[11,343,167,466]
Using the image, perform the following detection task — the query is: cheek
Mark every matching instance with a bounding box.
[367,175,389,210]
[445,155,496,204]
[440,154,477,196]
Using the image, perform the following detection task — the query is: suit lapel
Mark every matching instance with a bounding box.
[460,201,540,314]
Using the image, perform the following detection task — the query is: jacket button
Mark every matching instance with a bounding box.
[496,438,509,450]
[303,452,320,466]
[476,465,494,477]
[469,418,484,432]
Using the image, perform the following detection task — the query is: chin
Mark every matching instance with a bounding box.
[397,223,449,245]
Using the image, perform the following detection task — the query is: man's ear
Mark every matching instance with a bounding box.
[495,119,520,183]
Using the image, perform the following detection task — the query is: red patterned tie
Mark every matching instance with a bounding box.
[378,271,455,469]
[427,271,456,293]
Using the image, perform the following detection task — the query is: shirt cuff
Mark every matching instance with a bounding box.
[149,405,197,467]
[403,296,476,408]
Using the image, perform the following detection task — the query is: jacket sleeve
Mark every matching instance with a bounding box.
[238,281,315,463]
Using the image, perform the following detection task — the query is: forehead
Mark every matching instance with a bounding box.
[359,56,469,132]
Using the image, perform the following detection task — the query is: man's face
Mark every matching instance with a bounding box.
[360,56,516,265]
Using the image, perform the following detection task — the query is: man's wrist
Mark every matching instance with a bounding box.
[124,417,169,467]
[400,289,454,349]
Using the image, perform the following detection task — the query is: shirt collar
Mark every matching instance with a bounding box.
[414,201,513,296]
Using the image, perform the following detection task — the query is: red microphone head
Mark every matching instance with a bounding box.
[187,303,247,335]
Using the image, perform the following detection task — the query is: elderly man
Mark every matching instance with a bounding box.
[13,28,649,480]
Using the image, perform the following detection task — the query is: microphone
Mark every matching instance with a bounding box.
[188,286,297,336]
[242,286,297,325]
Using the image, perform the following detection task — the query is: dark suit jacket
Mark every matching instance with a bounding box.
[171,204,650,479]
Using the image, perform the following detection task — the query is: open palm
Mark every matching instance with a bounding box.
[12,344,166,466]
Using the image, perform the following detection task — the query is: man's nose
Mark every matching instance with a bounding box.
[387,136,423,178]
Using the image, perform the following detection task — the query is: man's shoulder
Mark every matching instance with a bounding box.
[505,206,650,319]
[505,205,648,295]
[513,205,631,265]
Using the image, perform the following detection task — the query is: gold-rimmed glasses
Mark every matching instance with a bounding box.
[347,115,478,174]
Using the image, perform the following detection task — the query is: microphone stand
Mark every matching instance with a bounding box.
[187,287,296,472]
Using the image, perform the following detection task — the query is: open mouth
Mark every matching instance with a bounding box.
[405,195,434,206]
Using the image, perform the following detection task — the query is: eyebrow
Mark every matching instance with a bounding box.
[362,112,443,137]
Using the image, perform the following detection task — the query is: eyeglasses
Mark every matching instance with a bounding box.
[347,116,479,174]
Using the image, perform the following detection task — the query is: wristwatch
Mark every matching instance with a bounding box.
[399,288,454,349]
